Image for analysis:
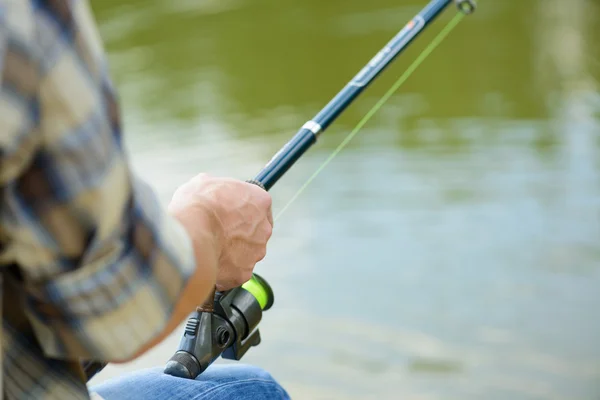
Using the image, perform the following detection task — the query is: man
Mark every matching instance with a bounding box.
[0,1,289,399]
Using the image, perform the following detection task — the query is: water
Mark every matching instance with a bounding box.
[88,0,600,398]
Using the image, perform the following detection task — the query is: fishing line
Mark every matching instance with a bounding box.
[274,10,466,221]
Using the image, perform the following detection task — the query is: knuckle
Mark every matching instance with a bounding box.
[238,269,253,286]
[256,246,267,261]
[260,192,272,209]
[216,277,233,292]
[193,172,211,182]
[263,223,273,239]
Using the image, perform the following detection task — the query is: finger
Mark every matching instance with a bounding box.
[217,267,254,291]
[251,184,272,209]
[266,206,274,227]
[215,283,227,292]
[262,219,273,241]
[216,275,238,292]
[255,245,267,262]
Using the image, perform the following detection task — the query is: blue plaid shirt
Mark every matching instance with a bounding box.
[0,1,196,398]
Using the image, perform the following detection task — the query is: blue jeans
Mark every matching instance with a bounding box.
[89,364,290,400]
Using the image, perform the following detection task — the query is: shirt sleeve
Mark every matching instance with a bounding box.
[0,1,197,361]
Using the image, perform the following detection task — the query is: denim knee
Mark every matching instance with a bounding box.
[90,363,290,400]
[197,363,276,381]
[196,363,290,400]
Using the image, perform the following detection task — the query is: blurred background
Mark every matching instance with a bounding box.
[88,0,600,399]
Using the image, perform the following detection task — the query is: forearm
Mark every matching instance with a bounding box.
[14,168,220,362]
[13,90,222,363]
[114,255,215,363]
[113,211,220,363]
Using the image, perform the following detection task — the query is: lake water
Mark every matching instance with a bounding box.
[88,0,600,399]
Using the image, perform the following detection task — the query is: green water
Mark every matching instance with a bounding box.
[88,0,600,399]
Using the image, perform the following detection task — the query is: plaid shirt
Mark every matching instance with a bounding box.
[0,1,197,398]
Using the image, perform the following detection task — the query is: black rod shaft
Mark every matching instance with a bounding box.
[253,0,455,190]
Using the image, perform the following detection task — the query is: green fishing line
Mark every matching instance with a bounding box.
[274,10,467,221]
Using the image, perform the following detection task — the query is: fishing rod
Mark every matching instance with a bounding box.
[83,0,476,382]
[159,0,476,380]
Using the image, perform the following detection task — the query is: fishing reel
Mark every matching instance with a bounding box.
[163,274,274,379]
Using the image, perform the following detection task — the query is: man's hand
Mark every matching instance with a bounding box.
[111,173,274,364]
[168,173,274,291]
